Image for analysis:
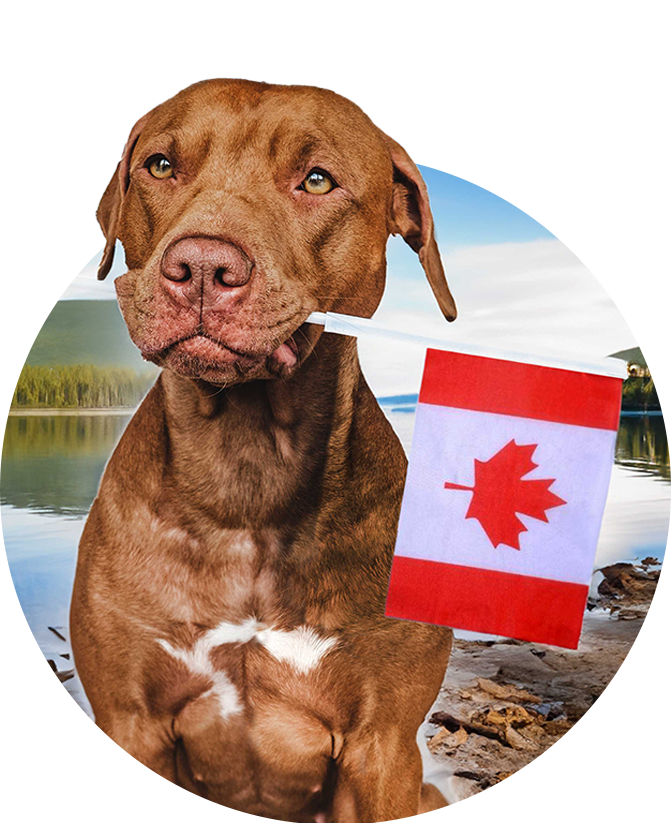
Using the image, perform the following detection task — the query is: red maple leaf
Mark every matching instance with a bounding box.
[444,440,566,550]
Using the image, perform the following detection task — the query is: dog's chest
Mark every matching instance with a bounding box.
[149,533,351,820]
[153,613,344,811]
[157,616,340,713]
[145,525,295,623]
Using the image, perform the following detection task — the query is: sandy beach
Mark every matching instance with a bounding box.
[429,611,671,823]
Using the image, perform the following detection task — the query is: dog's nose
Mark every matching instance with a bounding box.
[161,237,253,304]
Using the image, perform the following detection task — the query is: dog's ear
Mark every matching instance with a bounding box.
[96,114,150,280]
[387,140,457,321]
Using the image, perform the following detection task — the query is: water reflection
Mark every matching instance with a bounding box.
[1,412,134,717]
[616,413,668,479]
[1,413,131,515]
[2,506,90,712]
[0,407,668,717]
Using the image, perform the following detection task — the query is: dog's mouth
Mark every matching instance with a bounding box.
[145,322,314,383]
[172,331,299,368]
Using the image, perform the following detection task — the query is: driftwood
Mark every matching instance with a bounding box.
[430,710,505,744]
[48,626,67,642]
[427,616,671,823]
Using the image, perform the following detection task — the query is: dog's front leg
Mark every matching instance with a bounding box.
[329,730,459,823]
[91,713,176,823]
[330,729,425,823]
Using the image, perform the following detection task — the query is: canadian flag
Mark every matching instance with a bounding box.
[385,349,624,649]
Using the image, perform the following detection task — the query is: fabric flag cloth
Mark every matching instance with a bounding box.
[385,348,624,649]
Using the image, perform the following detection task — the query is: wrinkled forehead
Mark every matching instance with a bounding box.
[135,83,390,181]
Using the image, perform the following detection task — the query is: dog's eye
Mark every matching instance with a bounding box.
[300,169,336,195]
[147,155,174,179]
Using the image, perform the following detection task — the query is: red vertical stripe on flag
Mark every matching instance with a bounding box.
[385,556,589,649]
[419,349,622,431]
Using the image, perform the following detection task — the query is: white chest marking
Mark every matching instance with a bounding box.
[200,618,338,673]
[205,616,261,646]
[157,636,242,720]
[157,620,338,719]
[256,625,338,674]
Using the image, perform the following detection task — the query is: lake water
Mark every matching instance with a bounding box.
[1,406,669,715]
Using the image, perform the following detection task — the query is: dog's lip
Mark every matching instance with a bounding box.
[143,316,312,365]
[169,332,255,359]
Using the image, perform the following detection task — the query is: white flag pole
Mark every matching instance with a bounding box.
[306,311,629,380]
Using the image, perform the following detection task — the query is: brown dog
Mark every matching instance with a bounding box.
[71,79,457,822]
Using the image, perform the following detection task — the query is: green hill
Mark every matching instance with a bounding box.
[611,337,671,366]
[26,300,153,372]
[31,303,648,377]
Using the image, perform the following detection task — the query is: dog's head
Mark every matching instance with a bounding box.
[98,79,456,384]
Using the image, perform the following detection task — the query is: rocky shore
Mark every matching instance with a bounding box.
[429,558,671,823]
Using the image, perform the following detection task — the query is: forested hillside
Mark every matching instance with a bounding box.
[11,365,155,409]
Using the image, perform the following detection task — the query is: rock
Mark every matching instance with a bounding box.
[533,702,566,721]
[473,705,536,731]
[428,726,468,754]
[474,677,541,704]
[597,563,659,605]
[543,720,594,737]
[426,608,671,823]
[505,726,539,751]
[427,727,448,752]
[431,710,506,743]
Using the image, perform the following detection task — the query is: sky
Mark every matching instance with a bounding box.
[0,152,671,394]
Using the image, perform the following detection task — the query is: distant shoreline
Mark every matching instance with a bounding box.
[8,407,135,417]
[9,406,663,419]
[620,409,663,417]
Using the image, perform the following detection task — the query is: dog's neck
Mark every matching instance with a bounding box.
[159,333,373,528]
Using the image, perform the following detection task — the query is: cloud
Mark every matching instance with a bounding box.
[59,237,636,399]
[0,260,115,306]
[359,237,635,396]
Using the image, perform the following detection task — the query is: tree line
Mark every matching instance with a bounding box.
[622,349,671,411]
[9,363,660,412]
[11,365,155,409]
